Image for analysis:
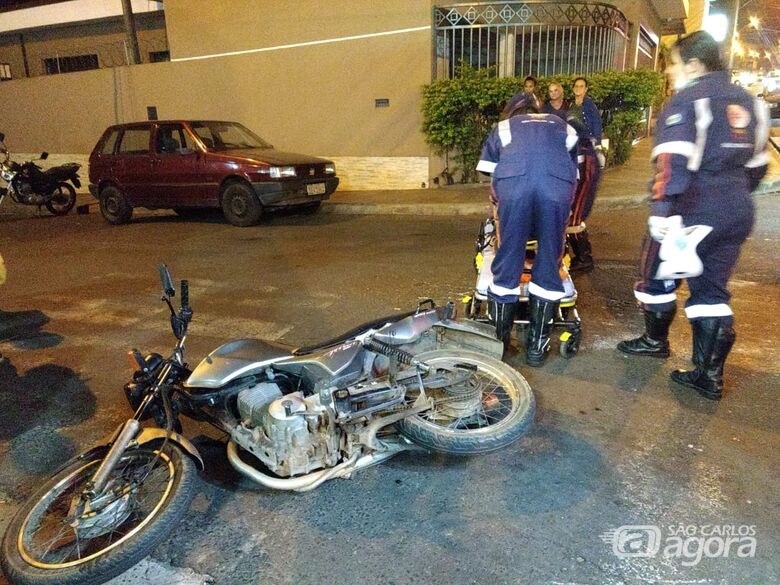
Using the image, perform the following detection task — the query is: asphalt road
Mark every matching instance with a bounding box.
[0,200,778,585]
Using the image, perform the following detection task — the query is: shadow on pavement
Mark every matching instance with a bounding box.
[0,360,97,494]
[0,309,61,350]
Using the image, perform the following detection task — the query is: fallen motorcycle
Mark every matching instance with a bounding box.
[0,266,535,585]
[0,133,80,216]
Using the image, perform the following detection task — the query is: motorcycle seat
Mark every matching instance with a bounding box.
[294,309,418,356]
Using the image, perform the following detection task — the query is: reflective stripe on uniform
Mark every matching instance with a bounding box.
[745,151,769,168]
[752,97,770,156]
[651,141,695,160]
[566,124,579,151]
[689,98,713,171]
[498,119,512,147]
[747,98,770,168]
[633,290,678,304]
[528,282,567,301]
[477,160,497,173]
[488,282,522,297]
[684,303,733,319]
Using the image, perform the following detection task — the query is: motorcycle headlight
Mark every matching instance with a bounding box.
[269,166,296,179]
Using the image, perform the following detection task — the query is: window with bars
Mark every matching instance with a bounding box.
[149,50,170,63]
[0,63,11,81]
[434,2,630,79]
[636,26,657,68]
[43,54,99,75]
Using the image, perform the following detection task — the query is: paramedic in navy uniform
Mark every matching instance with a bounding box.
[617,31,769,400]
[477,96,579,366]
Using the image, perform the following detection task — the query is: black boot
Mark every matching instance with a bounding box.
[617,306,676,358]
[671,318,736,400]
[690,318,708,367]
[488,301,516,351]
[567,230,594,274]
[526,295,558,367]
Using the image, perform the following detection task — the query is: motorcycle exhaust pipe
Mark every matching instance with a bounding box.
[226,442,403,492]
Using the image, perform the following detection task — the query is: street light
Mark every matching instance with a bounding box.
[704,13,729,43]
[748,16,760,29]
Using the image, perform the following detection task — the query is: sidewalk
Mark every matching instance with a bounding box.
[2,139,778,220]
[325,137,780,216]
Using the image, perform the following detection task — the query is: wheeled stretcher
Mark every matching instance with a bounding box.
[462,218,583,358]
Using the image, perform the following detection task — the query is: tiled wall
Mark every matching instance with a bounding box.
[9,153,431,192]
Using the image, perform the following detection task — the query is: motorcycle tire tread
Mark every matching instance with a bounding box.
[397,349,535,455]
[44,182,76,216]
[1,446,197,585]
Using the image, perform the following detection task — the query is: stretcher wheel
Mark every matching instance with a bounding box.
[559,328,581,358]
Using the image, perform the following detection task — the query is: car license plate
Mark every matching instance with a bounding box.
[306,183,326,196]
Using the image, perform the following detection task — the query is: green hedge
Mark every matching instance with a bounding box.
[422,67,664,183]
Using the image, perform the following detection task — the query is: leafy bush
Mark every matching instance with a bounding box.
[421,66,664,181]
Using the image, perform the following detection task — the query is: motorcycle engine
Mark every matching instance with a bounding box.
[16,180,43,204]
[233,383,341,477]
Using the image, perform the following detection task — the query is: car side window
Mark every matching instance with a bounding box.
[100,129,120,155]
[191,125,215,149]
[118,128,151,155]
[155,124,188,154]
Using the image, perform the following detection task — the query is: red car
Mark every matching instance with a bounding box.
[88,120,339,226]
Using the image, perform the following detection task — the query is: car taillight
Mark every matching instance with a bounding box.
[325,163,336,174]
[269,166,296,178]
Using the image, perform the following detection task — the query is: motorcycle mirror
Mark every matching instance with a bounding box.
[159,264,175,298]
[40,152,49,160]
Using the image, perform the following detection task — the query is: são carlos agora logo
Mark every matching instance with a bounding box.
[600,524,757,567]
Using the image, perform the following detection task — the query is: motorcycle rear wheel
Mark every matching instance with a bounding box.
[1,446,196,585]
[397,349,535,455]
[44,183,76,216]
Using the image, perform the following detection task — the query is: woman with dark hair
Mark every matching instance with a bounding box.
[617,31,770,400]
[566,76,604,273]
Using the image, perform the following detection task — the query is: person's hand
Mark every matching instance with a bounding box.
[648,216,674,242]
[596,149,606,168]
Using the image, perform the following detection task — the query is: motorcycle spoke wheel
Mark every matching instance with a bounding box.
[397,349,535,455]
[44,183,76,216]
[2,447,196,585]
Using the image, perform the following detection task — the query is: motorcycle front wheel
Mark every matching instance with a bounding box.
[397,349,535,455]
[1,446,196,585]
[44,183,76,216]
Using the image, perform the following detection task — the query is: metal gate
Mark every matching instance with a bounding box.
[434,2,630,79]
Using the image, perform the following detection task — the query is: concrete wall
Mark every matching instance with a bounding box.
[0,1,435,190]
[612,0,665,69]
[0,1,672,191]
[0,12,168,79]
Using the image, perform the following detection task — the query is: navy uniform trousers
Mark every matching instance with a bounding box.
[490,174,574,303]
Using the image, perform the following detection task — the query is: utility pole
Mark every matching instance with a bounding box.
[121,0,142,65]
[727,0,741,70]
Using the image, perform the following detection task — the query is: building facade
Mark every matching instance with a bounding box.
[0,0,688,190]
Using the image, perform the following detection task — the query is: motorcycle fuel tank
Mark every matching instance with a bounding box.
[185,338,295,389]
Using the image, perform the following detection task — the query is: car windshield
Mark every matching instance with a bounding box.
[189,121,272,151]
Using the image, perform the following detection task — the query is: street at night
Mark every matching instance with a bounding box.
[0,198,778,585]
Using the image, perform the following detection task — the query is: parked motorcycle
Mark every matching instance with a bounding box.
[1,266,535,585]
[0,133,80,216]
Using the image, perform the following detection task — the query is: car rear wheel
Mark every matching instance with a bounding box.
[99,185,133,225]
[221,182,262,227]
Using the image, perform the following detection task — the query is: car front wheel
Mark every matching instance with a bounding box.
[221,182,262,227]
[99,185,133,225]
